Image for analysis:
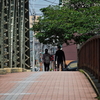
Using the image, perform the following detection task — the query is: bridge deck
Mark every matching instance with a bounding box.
[0,71,97,100]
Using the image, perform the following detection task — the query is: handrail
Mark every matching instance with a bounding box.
[78,35,100,82]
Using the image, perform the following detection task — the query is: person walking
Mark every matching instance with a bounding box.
[42,49,51,71]
[55,46,65,71]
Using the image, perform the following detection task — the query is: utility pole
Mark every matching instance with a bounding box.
[59,0,62,5]
[32,13,36,71]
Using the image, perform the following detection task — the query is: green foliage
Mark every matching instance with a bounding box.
[95,96,100,100]
[68,0,100,9]
[31,0,100,45]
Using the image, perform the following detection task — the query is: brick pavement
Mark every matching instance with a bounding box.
[0,71,97,100]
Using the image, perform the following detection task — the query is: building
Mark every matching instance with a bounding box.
[0,0,30,71]
[29,15,44,69]
[62,43,77,64]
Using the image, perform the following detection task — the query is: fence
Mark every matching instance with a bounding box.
[78,35,100,82]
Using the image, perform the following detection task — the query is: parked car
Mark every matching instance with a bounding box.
[63,61,78,71]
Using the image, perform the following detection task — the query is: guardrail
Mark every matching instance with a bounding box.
[78,35,100,82]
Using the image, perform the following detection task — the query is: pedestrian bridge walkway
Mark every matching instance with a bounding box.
[0,71,98,100]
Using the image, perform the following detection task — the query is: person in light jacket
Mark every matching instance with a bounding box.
[43,49,51,71]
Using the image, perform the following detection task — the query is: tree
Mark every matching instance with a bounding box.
[31,0,100,45]
[68,0,100,10]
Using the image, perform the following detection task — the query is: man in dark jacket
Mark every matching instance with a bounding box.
[55,46,65,71]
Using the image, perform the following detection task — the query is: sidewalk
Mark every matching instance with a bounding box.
[0,71,97,100]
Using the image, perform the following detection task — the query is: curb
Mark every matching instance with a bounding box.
[79,69,100,98]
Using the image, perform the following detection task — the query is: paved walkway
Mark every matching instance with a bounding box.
[0,71,97,100]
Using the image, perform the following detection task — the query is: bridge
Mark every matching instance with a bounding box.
[0,71,99,100]
[0,0,100,100]
[0,34,100,99]
[0,0,30,70]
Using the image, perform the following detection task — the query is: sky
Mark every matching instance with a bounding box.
[29,0,59,15]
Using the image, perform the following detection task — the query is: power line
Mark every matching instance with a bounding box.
[29,3,58,7]
[50,0,57,5]
[43,0,58,4]
[29,3,50,7]
[29,0,59,15]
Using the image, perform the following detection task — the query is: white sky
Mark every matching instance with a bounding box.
[29,0,59,15]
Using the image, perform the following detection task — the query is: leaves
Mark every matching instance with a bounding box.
[31,0,100,45]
